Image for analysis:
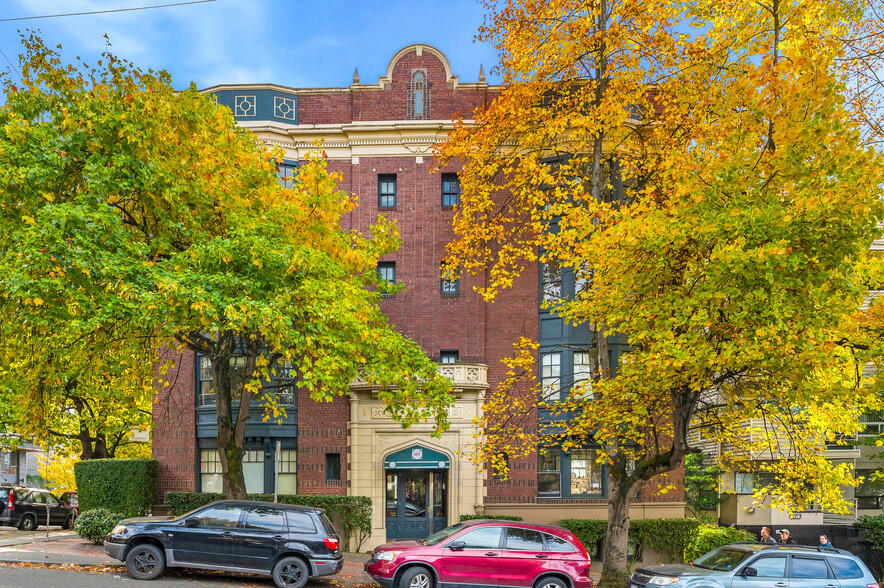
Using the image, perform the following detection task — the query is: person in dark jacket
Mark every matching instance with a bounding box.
[778,529,796,544]
[760,527,777,544]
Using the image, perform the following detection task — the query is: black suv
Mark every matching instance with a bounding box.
[104,500,343,588]
[0,485,76,530]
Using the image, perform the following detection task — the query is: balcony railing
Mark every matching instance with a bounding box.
[198,392,295,407]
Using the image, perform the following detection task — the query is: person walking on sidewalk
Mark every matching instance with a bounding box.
[760,527,777,545]
[778,529,796,545]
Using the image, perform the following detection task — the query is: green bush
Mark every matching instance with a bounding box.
[684,524,756,562]
[560,518,746,564]
[75,458,158,517]
[632,519,702,564]
[163,492,222,515]
[557,519,608,554]
[459,514,524,522]
[163,492,373,551]
[75,508,124,545]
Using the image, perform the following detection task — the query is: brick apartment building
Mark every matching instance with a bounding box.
[151,43,685,549]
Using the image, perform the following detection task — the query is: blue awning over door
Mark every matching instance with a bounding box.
[384,445,450,470]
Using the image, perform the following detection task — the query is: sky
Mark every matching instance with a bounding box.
[0,0,503,91]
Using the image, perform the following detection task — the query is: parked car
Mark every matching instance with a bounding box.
[0,485,76,530]
[59,491,78,516]
[365,519,593,588]
[104,500,343,588]
[628,543,878,588]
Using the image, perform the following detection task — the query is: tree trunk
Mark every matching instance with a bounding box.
[597,471,639,588]
[212,346,250,499]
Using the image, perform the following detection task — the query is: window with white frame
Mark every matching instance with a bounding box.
[541,260,562,303]
[537,448,561,497]
[540,352,561,402]
[198,356,214,405]
[277,449,297,494]
[200,449,223,492]
[243,450,265,494]
[570,449,602,495]
[571,352,593,399]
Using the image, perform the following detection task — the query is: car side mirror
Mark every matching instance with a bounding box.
[743,567,757,577]
[185,517,199,528]
[446,541,466,551]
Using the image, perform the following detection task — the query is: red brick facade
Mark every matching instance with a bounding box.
[153,348,197,501]
[151,43,684,517]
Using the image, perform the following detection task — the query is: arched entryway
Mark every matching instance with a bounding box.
[384,445,450,540]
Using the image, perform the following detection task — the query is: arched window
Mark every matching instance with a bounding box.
[408,69,429,120]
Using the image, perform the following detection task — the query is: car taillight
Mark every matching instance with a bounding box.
[868,584,878,588]
[7,493,12,510]
[323,537,339,551]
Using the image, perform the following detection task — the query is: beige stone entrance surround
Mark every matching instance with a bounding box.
[348,363,488,550]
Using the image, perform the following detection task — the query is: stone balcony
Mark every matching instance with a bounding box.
[349,362,488,396]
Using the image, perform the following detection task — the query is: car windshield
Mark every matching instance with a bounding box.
[693,547,754,571]
[423,523,467,546]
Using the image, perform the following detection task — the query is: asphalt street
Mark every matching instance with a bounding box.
[0,565,374,587]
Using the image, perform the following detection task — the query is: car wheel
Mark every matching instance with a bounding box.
[62,515,74,530]
[18,515,35,531]
[125,544,165,580]
[535,577,568,588]
[272,556,309,588]
[399,566,434,588]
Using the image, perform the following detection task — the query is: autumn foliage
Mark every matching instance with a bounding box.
[441,0,884,584]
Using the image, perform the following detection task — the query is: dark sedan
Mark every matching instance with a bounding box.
[104,500,343,588]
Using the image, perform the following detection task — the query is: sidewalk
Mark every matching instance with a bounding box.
[0,534,375,585]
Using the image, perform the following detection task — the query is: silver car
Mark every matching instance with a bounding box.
[629,543,878,588]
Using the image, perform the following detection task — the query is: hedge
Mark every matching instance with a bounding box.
[164,492,372,551]
[684,524,756,561]
[75,508,124,545]
[459,514,524,522]
[559,518,748,563]
[74,458,158,518]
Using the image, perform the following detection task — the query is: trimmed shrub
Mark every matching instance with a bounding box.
[459,514,524,522]
[632,518,702,564]
[558,519,608,554]
[75,458,158,517]
[560,518,746,564]
[75,508,124,545]
[163,492,373,551]
[163,492,222,515]
[684,524,756,561]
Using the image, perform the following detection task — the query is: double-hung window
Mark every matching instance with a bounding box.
[441,174,460,209]
[378,175,397,208]
[537,449,561,497]
[378,262,396,297]
[540,352,561,402]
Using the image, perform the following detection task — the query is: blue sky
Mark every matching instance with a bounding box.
[0,0,502,91]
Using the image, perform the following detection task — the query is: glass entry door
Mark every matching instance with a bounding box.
[385,470,448,539]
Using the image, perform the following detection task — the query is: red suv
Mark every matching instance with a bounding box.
[365,519,593,588]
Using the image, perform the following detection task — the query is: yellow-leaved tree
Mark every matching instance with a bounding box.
[440,0,884,585]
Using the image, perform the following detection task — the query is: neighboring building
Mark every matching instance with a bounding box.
[151,43,685,549]
[0,435,44,486]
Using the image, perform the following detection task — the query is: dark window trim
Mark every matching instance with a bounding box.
[326,453,341,481]
[441,173,460,209]
[378,261,396,298]
[378,174,397,209]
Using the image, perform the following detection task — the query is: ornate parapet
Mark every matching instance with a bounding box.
[349,363,488,395]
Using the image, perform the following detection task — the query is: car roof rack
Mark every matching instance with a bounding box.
[730,542,851,555]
